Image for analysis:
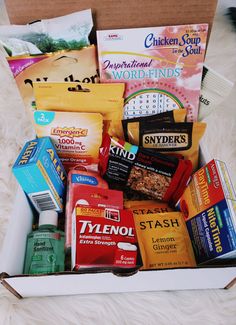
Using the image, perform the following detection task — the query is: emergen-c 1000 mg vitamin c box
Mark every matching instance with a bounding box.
[12,137,66,213]
[97,24,208,122]
[177,159,236,264]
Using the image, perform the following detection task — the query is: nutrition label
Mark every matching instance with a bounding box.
[123,90,182,119]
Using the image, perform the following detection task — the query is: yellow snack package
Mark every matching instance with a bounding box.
[126,122,206,170]
[134,212,196,270]
[33,82,125,138]
[34,110,103,171]
[124,200,173,214]
[7,46,99,114]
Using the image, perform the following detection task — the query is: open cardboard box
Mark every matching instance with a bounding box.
[0,0,236,298]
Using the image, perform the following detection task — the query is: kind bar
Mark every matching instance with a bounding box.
[122,109,186,141]
[34,111,103,171]
[0,9,93,56]
[34,82,125,138]
[134,212,196,270]
[126,121,206,170]
[97,24,208,121]
[72,206,140,272]
[99,135,193,204]
[177,159,236,264]
[7,46,99,113]
[124,200,173,214]
[65,169,109,249]
[12,137,66,213]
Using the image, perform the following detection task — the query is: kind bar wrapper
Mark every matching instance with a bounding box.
[34,82,125,138]
[0,9,93,56]
[126,122,206,170]
[97,24,208,122]
[125,200,173,214]
[99,135,193,204]
[177,159,236,264]
[134,212,196,270]
[65,169,109,249]
[7,46,99,113]
[34,111,103,171]
[72,206,140,272]
[122,109,186,141]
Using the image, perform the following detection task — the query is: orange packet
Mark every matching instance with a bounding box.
[134,211,196,270]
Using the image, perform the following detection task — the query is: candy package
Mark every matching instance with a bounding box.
[99,135,193,205]
[7,46,99,113]
[134,211,196,270]
[33,82,125,138]
[124,121,206,170]
[0,9,93,56]
[97,24,208,122]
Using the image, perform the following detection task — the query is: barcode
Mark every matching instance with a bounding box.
[29,191,58,212]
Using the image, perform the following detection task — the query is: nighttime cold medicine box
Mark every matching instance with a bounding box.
[97,24,208,122]
[12,137,66,213]
[177,159,236,264]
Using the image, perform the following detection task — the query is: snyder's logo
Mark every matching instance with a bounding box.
[51,127,88,138]
[143,133,189,149]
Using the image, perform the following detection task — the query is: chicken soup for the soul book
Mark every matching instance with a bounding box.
[97,24,208,122]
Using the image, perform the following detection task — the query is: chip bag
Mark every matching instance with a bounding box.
[134,211,196,270]
[125,121,206,170]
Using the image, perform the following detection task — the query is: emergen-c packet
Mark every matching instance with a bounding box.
[97,24,208,121]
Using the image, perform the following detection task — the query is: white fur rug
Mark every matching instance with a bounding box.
[0,0,236,324]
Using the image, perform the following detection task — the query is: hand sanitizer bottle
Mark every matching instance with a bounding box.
[23,210,65,274]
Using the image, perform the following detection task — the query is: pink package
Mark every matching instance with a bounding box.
[97,24,208,122]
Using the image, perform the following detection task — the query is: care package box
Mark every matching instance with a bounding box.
[1,0,236,299]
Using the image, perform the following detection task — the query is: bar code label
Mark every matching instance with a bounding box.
[29,190,59,212]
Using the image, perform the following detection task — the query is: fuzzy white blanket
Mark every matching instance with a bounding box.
[0,0,236,324]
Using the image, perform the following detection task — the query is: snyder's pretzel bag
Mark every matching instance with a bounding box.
[99,135,193,204]
[97,24,208,122]
[34,111,103,171]
[134,212,196,270]
[33,82,125,138]
[124,121,206,170]
[7,46,99,113]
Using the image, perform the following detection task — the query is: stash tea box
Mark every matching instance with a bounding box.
[1,0,236,299]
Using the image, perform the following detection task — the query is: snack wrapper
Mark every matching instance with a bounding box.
[99,135,193,205]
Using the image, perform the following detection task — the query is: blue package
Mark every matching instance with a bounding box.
[12,137,66,213]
